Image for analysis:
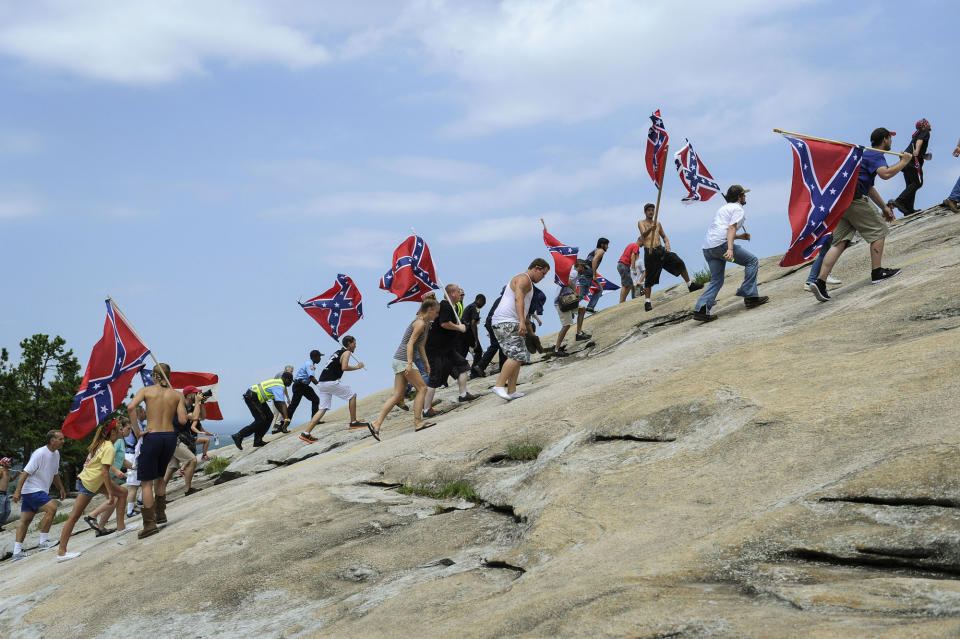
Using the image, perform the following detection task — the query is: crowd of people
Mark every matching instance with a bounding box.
[5,120,958,564]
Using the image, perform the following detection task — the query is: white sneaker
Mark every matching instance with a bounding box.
[826,275,841,285]
[508,392,526,399]
[114,524,139,536]
[56,552,80,562]
[492,386,512,401]
[11,552,26,562]
[37,540,57,551]
[802,282,811,291]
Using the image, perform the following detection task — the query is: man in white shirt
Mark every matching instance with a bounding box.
[10,430,67,560]
[692,185,768,322]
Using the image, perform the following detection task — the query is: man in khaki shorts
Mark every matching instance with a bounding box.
[810,127,914,301]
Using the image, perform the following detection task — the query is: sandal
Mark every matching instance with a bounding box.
[414,422,436,432]
[366,422,381,442]
[83,516,98,531]
[95,527,116,537]
[348,420,371,430]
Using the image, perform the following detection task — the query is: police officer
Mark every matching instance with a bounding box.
[231,372,292,450]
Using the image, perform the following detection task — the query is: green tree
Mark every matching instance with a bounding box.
[0,334,89,486]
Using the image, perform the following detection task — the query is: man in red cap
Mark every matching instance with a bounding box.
[161,385,205,500]
[810,127,913,301]
[891,119,932,216]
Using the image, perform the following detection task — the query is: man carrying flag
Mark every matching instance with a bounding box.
[809,128,913,301]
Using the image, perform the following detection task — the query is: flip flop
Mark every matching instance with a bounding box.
[348,420,371,430]
[414,422,436,432]
[366,422,381,442]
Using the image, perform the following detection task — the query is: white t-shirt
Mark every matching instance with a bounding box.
[702,202,745,249]
[21,445,60,494]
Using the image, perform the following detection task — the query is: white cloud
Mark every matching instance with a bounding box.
[294,145,645,216]
[0,0,330,84]
[0,194,42,219]
[374,0,879,141]
[372,155,496,183]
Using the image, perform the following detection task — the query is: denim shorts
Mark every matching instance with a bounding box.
[0,494,11,524]
[76,480,96,496]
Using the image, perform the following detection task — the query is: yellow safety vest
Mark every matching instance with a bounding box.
[250,378,285,403]
[456,301,464,318]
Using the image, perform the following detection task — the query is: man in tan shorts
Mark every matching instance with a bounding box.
[127,363,187,538]
[810,127,913,301]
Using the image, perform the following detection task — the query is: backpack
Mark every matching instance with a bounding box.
[557,290,579,312]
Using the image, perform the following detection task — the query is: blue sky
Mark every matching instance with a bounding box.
[2,0,957,426]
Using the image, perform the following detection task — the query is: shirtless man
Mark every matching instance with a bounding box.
[127,362,187,539]
[637,203,703,311]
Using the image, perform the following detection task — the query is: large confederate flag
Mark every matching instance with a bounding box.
[780,134,863,267]
[63,299,151,439]
[379,235,439,305]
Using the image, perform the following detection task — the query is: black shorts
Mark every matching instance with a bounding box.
[427,349,470,388]
[644,247,686,287]
[137,432,178,482]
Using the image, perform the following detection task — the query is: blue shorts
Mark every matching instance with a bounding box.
[20,490,51,513]
[137,432,178,482]
[77,481,96,496]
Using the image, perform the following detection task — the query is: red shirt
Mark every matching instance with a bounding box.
[618,242,639,265]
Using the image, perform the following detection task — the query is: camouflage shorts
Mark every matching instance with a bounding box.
[492,322,529,363]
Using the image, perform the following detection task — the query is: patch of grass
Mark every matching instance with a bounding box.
[693,267,712,285]
[204,456,231,475]
[398,480,480,503]
[35,513,69,530]
[505,443,542,461]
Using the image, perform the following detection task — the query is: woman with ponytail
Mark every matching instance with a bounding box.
[56,419,133,562]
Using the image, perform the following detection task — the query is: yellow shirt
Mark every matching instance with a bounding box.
[78,441,114,492]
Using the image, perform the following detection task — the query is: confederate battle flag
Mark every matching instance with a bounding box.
[645,109,670,188]
[63,299,151,439]
[139,368,223,420]
[300,273,364,340]
[674,139,721,204]
[542,229,578,287]
[379,235,439,305]
[779,134,863,267]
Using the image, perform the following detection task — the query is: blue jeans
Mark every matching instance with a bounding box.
[805,235,833,284]
[694,243,759,314]
[577,273,601,310]
[949,174,960,203]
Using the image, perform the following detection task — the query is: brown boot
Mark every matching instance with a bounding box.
[138,505,160,539]
[155,495,167,525]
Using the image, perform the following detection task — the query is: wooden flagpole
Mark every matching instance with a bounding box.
[106,294,171,387]
[411,226,462,326]
[773,129,903,157]
[649,143,668,247]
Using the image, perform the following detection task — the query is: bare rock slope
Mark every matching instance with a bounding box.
[4,206,960,638]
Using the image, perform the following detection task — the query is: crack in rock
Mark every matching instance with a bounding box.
[785,548,960,577]
[912,307,960,320]
[818,496,960,508]
[482,559,526,576]
[593,434,677,443]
